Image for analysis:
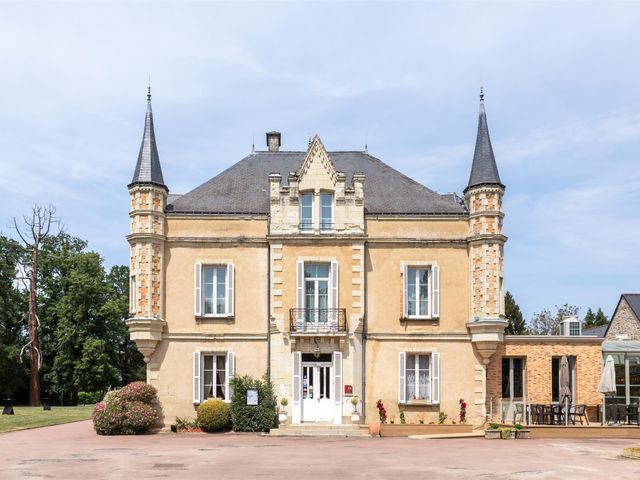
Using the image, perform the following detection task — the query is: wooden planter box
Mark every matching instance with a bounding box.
[379,423,473,437]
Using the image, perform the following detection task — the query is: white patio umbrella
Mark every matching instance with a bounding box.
[598,355,616,394]
[598,355,617,424]
[559,356,571,426]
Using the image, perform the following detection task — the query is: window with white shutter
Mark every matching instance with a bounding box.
[398,352,406,403]
[332,352,342,425]
[330,261,339,324]
[225,351,235,403]
[194,263,202,317]
[195,264,234,317]
[296,260,304,323]
[193,351,201,404]
[292,351,302,424]
[399,351,440,404]
[402,263,440,320]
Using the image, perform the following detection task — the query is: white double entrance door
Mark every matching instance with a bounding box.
[302,362,333,422]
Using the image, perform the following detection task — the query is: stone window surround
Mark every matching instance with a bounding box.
[398,349,440,406]
[400,261,439,320]
[194,261,234,319]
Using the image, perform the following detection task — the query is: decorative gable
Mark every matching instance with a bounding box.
[297,135,339,189]
[269,135,365,236]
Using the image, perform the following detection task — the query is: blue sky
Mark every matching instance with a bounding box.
[1,2,639,322]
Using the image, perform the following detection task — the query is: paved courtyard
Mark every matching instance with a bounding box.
[1,421,639,479]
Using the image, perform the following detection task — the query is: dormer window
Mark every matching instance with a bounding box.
[300,193,313,232]
[320,193,333,232]
[298,192,334,233]
[561,316,581,336]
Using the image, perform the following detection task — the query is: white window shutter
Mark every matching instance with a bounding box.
[194,263,202,317]
[398,352,406,403]
[432,352,440,404]
[292,351,302,424]
[225,351,235,403]
[333,351,343,425]
[402,265,409,317]
[226,263,234,316]
[432,265,440,318]
[193,351,201,404]
[296,260,304,323]
[330,261,339,324]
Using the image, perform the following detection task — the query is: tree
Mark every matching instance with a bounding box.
[0,235,28,398]
[11,205,60,405]
[505,291,526,335]
[583,308,596,329]
[529,303,579,335]
[594,308,609,327]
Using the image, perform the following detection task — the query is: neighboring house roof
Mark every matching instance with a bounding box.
[582,324,608,337]
[623,294,640,320]
[604,293,640,338]
[167,151,466,215]
[130,92,166,189]
[465,91,503,192]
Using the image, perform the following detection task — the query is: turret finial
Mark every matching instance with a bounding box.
[479,86,484,102]
[147,74,152,102]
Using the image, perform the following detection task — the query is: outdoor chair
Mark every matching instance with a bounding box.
[529,404,540,424]
[513,403,524,424]
[626,405,639,426]
[569,404,589,425]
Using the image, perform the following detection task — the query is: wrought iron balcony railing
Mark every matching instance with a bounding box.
[289,308,347,333]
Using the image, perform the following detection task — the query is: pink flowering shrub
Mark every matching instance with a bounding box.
[92,382,161,435]
[118,382,158,404]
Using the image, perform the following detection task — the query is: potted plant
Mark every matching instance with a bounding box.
[278,398,288,424]
[500,427,516,439]
[350,396,360,423]
[370,399,387,436]
[513,423,531,439]
[484,422,501,439]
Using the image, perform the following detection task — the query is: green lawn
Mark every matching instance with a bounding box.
[0,406,94,433]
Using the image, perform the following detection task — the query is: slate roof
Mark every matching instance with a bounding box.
[167,151,466,215]
[622,294,640,320]
[582,324,608,337]
[465,94,503,192]
[130,94,166,189]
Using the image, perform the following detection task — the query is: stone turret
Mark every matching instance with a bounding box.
[465,90,508,364]
[126,88,167,367]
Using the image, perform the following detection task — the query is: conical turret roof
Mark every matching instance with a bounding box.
[465,90,503,193]
[129,89,166,190]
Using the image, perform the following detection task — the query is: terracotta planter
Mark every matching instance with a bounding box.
[369,421,381,436]
[484,429,500,439]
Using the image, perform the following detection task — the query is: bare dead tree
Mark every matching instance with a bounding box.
[12,205,60,406]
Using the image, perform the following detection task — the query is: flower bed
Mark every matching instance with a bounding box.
[379,423,473,437]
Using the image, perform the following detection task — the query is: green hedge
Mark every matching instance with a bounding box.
[229,375,277,432]
[78,391,104,405]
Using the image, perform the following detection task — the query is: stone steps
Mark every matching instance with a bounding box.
[269,424,371,437]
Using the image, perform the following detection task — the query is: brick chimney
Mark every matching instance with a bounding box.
[266,131,281,152]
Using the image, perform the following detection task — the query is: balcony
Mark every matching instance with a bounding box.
[289,308,347,334]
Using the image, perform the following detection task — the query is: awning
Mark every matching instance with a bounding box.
[602,341,640,353]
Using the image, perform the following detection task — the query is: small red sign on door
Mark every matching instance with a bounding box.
[344,385,353,395]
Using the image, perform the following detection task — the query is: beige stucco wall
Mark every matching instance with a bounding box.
[148,338,267,424]
[164,242,268,334]
[366,244,470,333]
[166,216,268,238]
[365,340,483,425]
